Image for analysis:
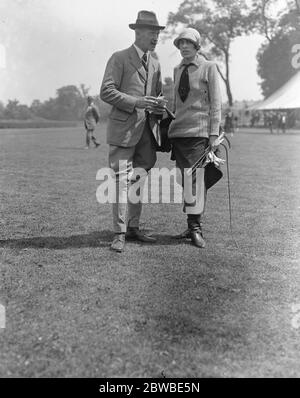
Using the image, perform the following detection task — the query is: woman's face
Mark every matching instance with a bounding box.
[178,39,197,60]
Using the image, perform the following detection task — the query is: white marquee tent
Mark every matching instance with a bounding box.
[255,70,300,110]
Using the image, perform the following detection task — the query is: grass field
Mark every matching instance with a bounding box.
[0,123,300,378]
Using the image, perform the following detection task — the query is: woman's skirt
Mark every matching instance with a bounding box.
[171,137,209,215]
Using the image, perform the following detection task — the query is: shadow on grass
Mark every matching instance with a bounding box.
[0,231,185,250]
[57,147,102,150]
[141,233,191,247]
[0,230,113,250]
[57,147,90,150]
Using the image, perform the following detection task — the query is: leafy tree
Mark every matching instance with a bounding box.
[250,0,285,42]
[29,85,87,120]
[30,99,43,117]
[2,84,96,121]
[55,85,85,120]
[4,100,20,119]
[257,33,297,98]
[251,0,298,41]
[0,101,5,119]
[166,0,256,106]
[254,1,299,98]
[3,99,33,119]
[17,104,33,120]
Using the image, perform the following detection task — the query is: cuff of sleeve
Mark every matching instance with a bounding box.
[125,97,138,113]
[209,123,220,137]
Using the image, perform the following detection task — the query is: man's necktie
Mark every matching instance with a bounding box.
[178,64,192,102]
[142,53,148,73]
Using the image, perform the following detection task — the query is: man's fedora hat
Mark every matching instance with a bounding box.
[129,10,165,30]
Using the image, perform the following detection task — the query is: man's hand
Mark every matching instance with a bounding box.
[135,96,158,109]
[147,105,166,115]
[135,96,167,115]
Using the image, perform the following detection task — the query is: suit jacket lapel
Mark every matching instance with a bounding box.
[129,45,147,83]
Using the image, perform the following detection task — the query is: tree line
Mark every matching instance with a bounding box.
[0,84,102,121]
[0,0,298,121]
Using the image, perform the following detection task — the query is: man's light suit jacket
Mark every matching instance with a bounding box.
[100,45,163,147]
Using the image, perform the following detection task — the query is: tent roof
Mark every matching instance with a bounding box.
[255,71,300,110]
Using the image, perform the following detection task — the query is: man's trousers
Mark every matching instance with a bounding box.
[108,126,157,233]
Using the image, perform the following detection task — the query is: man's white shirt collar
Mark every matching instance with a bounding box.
[133,44,149,63]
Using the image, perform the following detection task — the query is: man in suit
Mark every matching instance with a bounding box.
[100,10,165,252]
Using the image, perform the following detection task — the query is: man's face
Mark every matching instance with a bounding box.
[178,39,197,60]
[135,28,160,52]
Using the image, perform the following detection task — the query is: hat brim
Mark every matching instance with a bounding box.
[174,37,200,50]
[129,23,165,30]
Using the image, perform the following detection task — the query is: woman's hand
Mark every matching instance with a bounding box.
[209,135,219,150]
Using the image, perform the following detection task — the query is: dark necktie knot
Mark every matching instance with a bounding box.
[178,63,193,103]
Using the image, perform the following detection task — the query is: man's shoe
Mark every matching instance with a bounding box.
[173,228,191,239]
[126,228,156,243]
[110,233,125,252]
[190,230,206,248]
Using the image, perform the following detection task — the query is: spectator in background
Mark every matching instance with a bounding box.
[224,109,234,135]
[266,112,274,134]
[84,96,100,149]
[279,112,287,133]
[250,112,256,127]
[272,112,279,133]
[234,115,239,132]
[250,111,260,127]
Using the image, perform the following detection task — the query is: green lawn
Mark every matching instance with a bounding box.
[0,124,299,377]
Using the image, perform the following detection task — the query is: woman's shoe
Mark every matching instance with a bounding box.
[190,230,206,248]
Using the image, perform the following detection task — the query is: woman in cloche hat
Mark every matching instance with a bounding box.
[168,28,222,248]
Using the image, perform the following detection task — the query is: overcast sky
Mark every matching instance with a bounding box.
[0,0,278,105]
